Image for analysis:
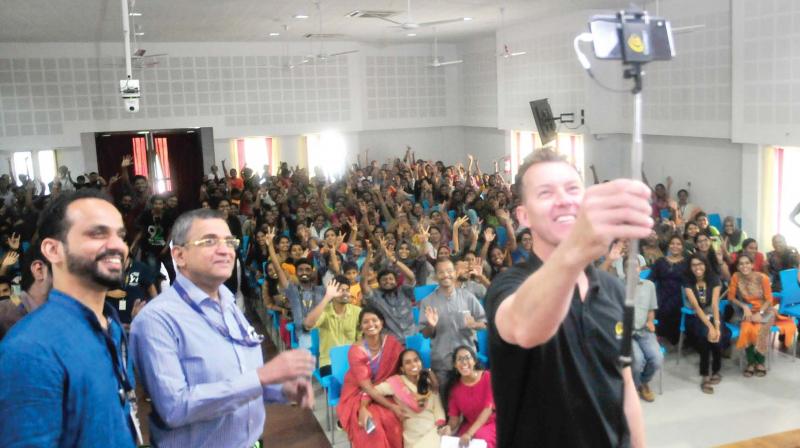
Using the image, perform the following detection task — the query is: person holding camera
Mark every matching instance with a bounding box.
[373,348,448,448]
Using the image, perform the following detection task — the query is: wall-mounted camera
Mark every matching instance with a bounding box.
[120,79,141,113]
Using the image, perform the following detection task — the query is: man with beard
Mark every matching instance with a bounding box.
[0,189,139,447]
[360,241,418,341]
[130,209,315,448]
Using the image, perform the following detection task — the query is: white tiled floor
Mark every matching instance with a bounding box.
[308,348,800,448]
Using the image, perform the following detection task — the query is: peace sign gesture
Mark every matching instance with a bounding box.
[264,226,276,246]
[453,216,470,230]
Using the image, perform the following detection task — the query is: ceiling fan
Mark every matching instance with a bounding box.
[427,31,462,68]
[284,2,358,69]
[497,7,526,59]
[371,0,471,30]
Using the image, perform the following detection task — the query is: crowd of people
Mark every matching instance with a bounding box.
[0,145,798,447]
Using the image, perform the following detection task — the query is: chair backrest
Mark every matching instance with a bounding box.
[477,329,489,358]
[639,269,651,280]
[330,345,351,385]
[310,328,320,358]
[414,284,438,302]
[412,307,420,326]
[779,268,800,306]
[495,225,508,249]
[708,213,723,230]
[405,333,431,368]
[286,322,299,348]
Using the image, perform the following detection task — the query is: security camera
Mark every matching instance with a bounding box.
[124,97,140,113]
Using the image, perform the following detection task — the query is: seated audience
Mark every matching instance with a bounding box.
[361,243,418,341]
[694,233,731,282]
[629,257,662,402]
[338,307,404,448]
[729,238,767,274]
[303,276,361,377]
[684,254,729,393]
[766,234,800,290]
[727,255,796,377]
[0,241,51,340]
[374,349,448,448]
[695,211,720,238]
[650,235,687,345]
[445,346,497,448]
[721,216,747,254]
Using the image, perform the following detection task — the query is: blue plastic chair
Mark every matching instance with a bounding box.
[412,307,420,326]
[414,284,438,302]
[708,213,723,231]
[476,328,490,367]
[495,225,508,249]
[286,322,299,349]
[447,210,456,222]
[773,269,800,360]
[660,209,671,220]
[405,333,431,368]
[326,345,351,443]
[640,269,651,280]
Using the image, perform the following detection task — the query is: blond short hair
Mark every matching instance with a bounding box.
[514,148,573,198]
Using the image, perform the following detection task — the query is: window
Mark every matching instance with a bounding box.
[131,136,150,178]
[230,137,273,179]
[510,130,584,180]
[37,150,57,194]
[11,151,33,185]
[764,146,800,246]
[306,131,346,181]
[153,137,172,194]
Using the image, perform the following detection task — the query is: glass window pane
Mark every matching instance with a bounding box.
[12,152,33,186]
[37,150,56,194]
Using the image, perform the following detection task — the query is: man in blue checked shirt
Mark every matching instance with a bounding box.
[131,208,316,448]
[0,189,139,447]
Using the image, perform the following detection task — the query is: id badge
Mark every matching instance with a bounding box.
[119,300,127,311]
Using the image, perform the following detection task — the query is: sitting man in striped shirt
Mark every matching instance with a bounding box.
[130,208,316,448]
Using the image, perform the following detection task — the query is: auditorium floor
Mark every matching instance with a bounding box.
[643,347,800,447]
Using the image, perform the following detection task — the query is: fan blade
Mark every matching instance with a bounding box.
[134,49,146,57]
[374,16,405,26]
[429,59,463,67]
[417,18,466,27]
[672,24,705,34]
[510,51,527,56]
[133,53,168,59]
[327,50,359,57]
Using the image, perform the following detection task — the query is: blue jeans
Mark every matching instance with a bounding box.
[632,331,663,387]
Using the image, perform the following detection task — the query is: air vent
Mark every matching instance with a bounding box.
[304,33,346,39]
[346,10,399,19]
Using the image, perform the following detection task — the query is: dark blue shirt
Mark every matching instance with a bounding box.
[0,290,136,448]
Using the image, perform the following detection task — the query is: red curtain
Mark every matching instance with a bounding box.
[154,137,173,192]
[132,137,149,178]
[236,138,246,171]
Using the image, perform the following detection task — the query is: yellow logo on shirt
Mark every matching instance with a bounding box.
[615,321,624,339]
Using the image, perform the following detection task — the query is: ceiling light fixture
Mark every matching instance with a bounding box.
[407,33,417,37]
[134,32,145,36]
[294,14,309,19]
[269,32,280,36]
[129,12,142,17]
[463,17,473,21]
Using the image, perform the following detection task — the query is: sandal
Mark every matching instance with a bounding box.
[709,373,722,385]
[755,364,767,377]
[743,365,755,378]
[701,378,714,394]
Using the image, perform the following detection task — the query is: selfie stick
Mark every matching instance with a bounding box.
[574,9,673,369]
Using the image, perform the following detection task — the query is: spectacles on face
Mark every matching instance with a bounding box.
[690,262,704,268]
[185,237,240,249]
[456,355,473,363]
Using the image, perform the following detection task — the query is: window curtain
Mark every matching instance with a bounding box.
[154,137,173,192]
[132,137,149,178]
[758,146,779,246]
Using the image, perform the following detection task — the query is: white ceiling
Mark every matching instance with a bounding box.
[0,0,632,44]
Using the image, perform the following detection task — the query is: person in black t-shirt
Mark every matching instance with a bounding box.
[134,195,174,274]
[106,258,157,326]
[484,149,652,448]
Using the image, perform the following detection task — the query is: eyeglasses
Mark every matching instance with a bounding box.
[185,237,240,249]
[455,355,473,363]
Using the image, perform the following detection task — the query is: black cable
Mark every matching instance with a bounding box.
[586,69,633,93]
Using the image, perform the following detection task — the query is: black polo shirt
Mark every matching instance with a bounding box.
[484,253,629,448]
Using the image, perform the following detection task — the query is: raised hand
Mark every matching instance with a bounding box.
[483,228,495,243]
[453,216,469,230]
[1,251,19,268]
[6,233,20,251]
[264,226,276,246]
[496,208,510,223]
[424,306,439,328]
[325,277,341,299]
[121,155,132,168]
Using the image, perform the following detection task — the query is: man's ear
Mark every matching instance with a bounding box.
[514,204,530,230]
[40,238,63,266]
[171,246,186,270]
[30,260,47,281]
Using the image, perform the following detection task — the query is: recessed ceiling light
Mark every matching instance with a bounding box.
[463,17,473,21]
[294,14,309,19]
[407,33,417,37]
[269,32,280,37]
[134,32,145,36]
[129,12,142,17]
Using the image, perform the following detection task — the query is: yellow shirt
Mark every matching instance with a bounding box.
[349,283,363,307]
[314,303,362,367]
